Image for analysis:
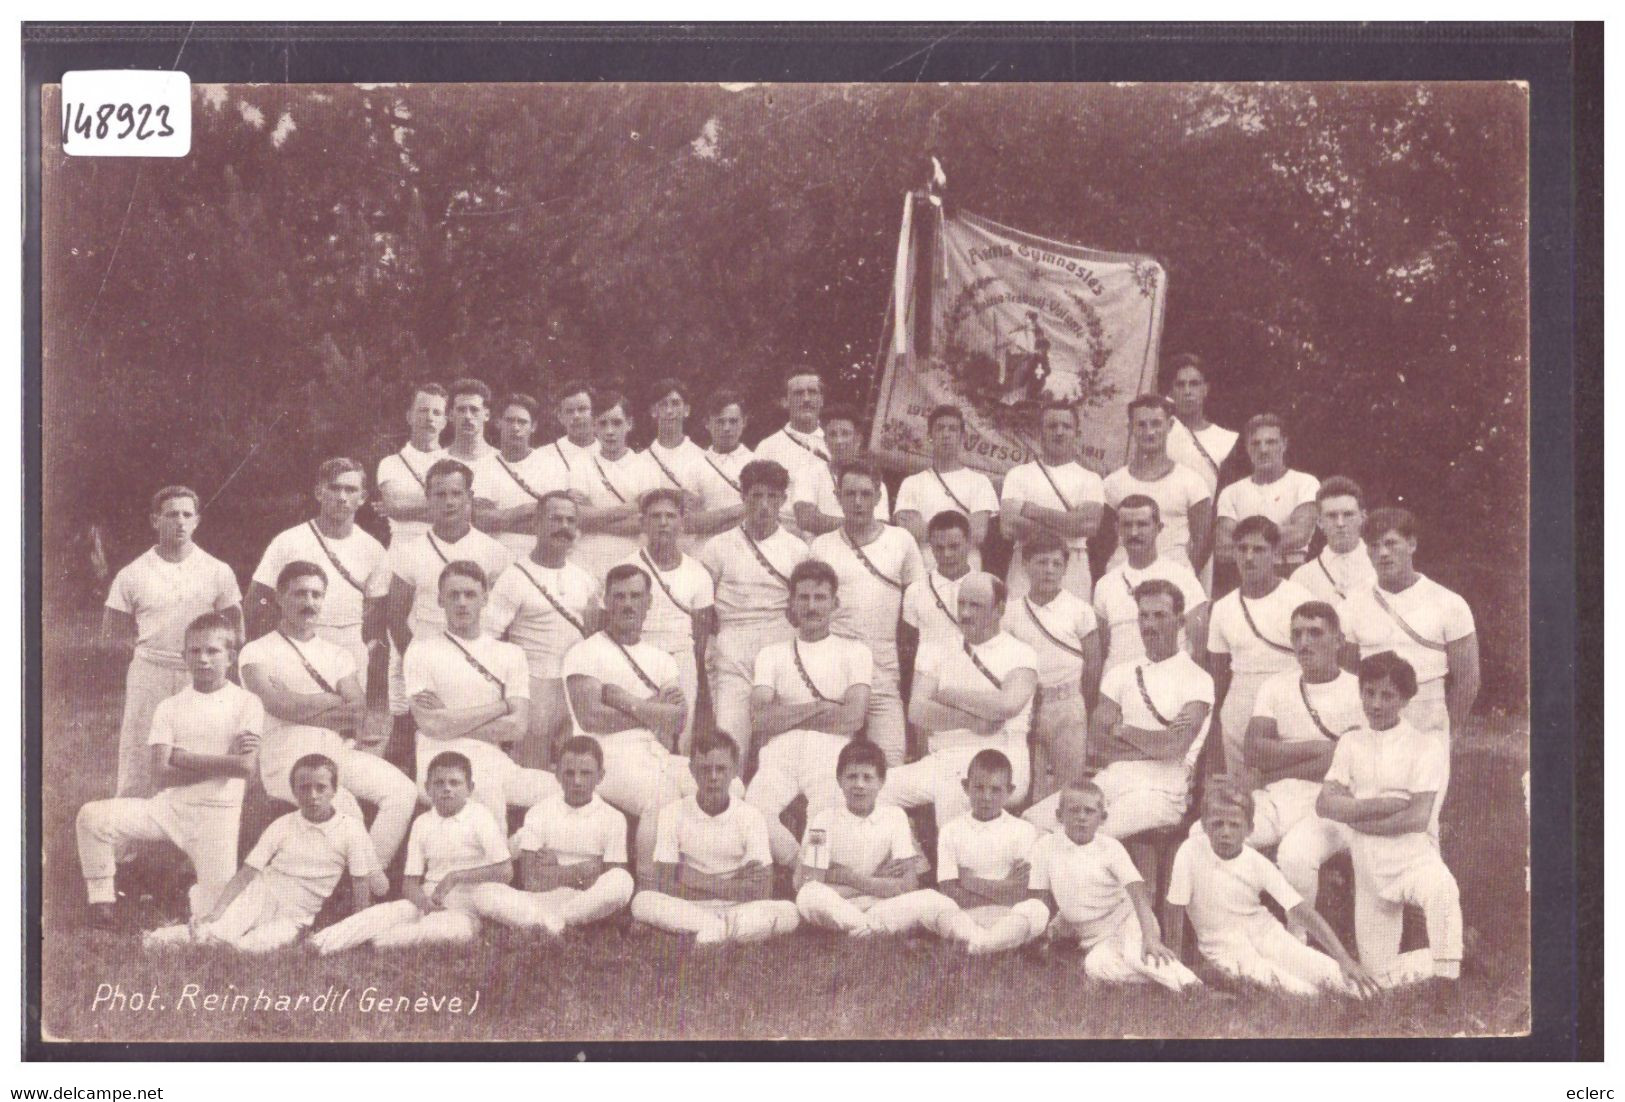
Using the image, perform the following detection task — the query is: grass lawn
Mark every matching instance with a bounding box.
[36,612,1531,1044]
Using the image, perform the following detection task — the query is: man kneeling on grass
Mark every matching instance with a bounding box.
[630,731,800,945]
[145,754,387,952]
[794,739,951,937]
[459,735,635,934]
[312,751,532,952]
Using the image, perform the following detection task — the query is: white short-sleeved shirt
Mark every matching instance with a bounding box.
[1166,420,1240,497]
[793,463,891,525]
[569,449,661,513]
[699,525,808,633]
[753,634,872,716]
[1166,837,1302,953]
[1323,718,1448,874]
[1004,589,1097,688]
[1291,544,1377,607]
[1001,460,1106,556]
[617,550,714,652]
[388,527,514,636]
[1208,579,1315,677]
[560,632,681,740]
[801,804,917,887]
[1216,470,1322,530]
[652,794,773,878]
[916,632,1037,753]
[375,444,448,546]
[695,446,754,514]
[894,467,999,536]
[644,438,710,501]
[512,794,628,867]
[404,631,530,760]
[810,527,924,663]
[1252,668,1363,745]
[1103,463,1212,562]
[252,523,388,629]
[1028,830,1141,944]
[148,682,263,807]
[238,631,357,738]
[544,435,600,477]
[901,571,966,655]
[1099,651,1215,773]
[470,449,572,557]
[755,425,830,483]
[105,547,242,670]
[936,811,1038,882]
[246,809,380,921]
[484,559,599,678]
[1094,556,1208,673]
[1340,575,1475,685]
[404,802,511,894]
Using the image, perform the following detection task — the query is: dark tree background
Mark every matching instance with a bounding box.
[41,81,1528,708]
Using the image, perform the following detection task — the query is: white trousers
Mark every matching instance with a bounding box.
[747,730,848,822]
[795,881,953,935]
[521,675,572,770]
[1353,845,1463,984]
[595,734,696,819]
[415,739,561,825]
[1200,917,1360,997]
[261,726,417,866]
[929,900,1046,955]
[882,743,1031,825]
[864,661,906,767]
[310,888,484,953]
[1025,758,1187,838]
[1220,671,1272,779]
[709,621,794,758]
[1062,908,1202,990]
[630,891,800,944]
[461,869,635,930]
[114,657,191,798]
[1406,680,1451,837]
[78,792,240,916]
[388,640,409,717]
[143,877,308,953]
[1029,689,1089,804]
[1006,546,1093,603]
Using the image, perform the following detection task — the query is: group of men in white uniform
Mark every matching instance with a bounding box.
[75,356,1481,993]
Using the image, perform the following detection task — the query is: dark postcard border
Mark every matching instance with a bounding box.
[20,20,1595,1062]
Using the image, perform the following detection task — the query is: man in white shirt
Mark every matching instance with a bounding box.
[572,391,661,582]
[247,457,389,702]
[1291,476,1376,606]
[445,377,498,466]
[693,388,753,543]
[893,404,999,571]
[1103,395,1214,582]
[373,382,449,547]
[901,510,974,660]
[1215,413,1321,574]
[1206,516,1315,779]
[1004,534,1102,812]
[754,369,829,529]
[561,563,696,873]
[883,573,1038,823]
[619,488,716,754]
[1162,353,1240,502]
[484,490,602,769]
[792,405,891,537]
[644,377,740,548]
[404,562,560,823]
[746,560,873,859]
[546,379,601,476]
[698,460,809,752]
[809,458,925,765]
[1094,494,1208,675]
[384,458,514,769]
[1001,401,1106,601]
[1067,579,1214,839]
[473,393,570,558]
[240,562,418,867]
[102,485,243,798]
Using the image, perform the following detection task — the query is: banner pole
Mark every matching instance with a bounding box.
[862,189,915,449]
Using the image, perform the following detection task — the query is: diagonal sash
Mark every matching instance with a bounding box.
[963,640,1003,690]
[592,458,628,504]
[443,632,507,699]
[1238,592,1294,654]
[791,638,836,703]
[1371,588,1449,653]
[609,636,661,694]
[1183,424,1221,475]
[553,440,574,473]
[513,562,588,637]
[1299,677,1356,740]
[306,521,366,593]
[844,529,902,592]
[494,453,546,502]
[930,468,972,515]
[926,574,959,626]
[277,630,338,694]
[397,448,429,489]
[647,448,687,492]
[1035,460,1075,511]
[1023,597,1086,659]
[741,527,792,589]
[1316,554,1345,598]
[703,452,742,494]
[1134,665,1175,727]
[425,531,453,565]
[639,550,694,617]
[784,428,831,463]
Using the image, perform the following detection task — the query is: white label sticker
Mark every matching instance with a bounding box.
[61,70,191,157]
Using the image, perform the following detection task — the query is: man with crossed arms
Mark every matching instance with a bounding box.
[1001,401,1106,602]
[893,404,999,572]
[472,392,571,560]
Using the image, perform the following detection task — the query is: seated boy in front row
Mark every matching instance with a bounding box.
[312,751,520,953]
[145,754,386,951]
[630,731,801,945]
[926,749,1046,955]
[459,735,636,934]
[795,739,952,937]
[1165,784,1381,998]
[1017,781,1200,990]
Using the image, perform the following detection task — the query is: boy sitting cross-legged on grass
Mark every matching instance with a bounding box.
[1016,781,1201,990]
[1165,783,1382,998]
[794,739,954,937]
[630,730,801,945]
[311,750,526,952]
[924,749,1046,955]
[461,735,635,934]
[145,754,387,952]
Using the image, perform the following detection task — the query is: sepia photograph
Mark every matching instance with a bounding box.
[32,56,1541,1048]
